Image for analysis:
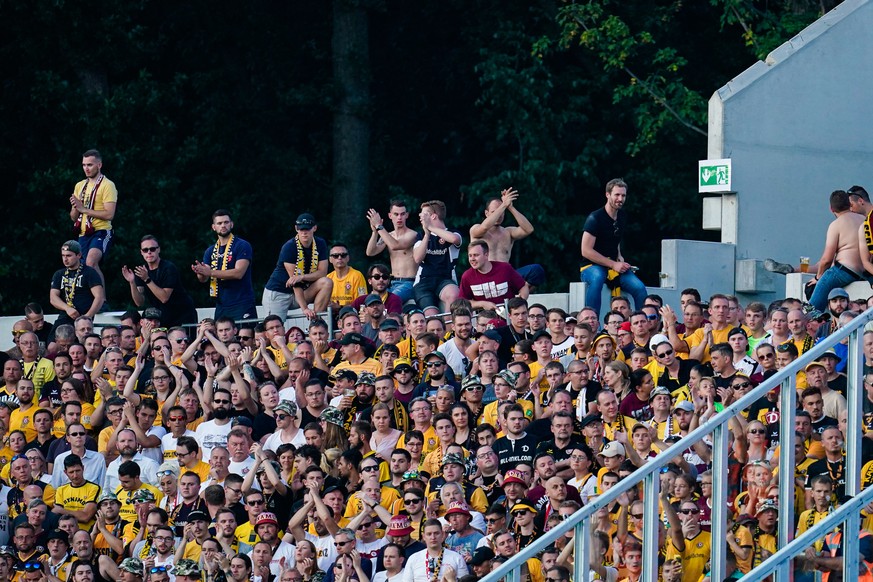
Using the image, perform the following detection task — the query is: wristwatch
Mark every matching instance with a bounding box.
[376,225,385,231]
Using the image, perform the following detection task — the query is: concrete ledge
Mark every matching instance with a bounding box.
[785,273,873,302]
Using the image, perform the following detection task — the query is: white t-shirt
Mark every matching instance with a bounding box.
[195,420,233,461]
[437,340,470,379]
[402,548,468,582]
[269,541,296,576]
[263,429,306,453]
[141,426,168,465]
[161,430,196,463]
[551,336,575,360]
[305,532,337,573]
[104,454,161,492]
[373,572,404,582]
[228,457,256,478]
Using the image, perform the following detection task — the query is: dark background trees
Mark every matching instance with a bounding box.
[0,0,836,314]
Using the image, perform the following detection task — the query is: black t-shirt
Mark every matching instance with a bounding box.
[417,229,461,280]
[50,265,102,326]
[496,325,530,364]
[806,456,846,499]
[535,437,585,464]
[581,207,626,267]
[133,259,197,327]
[494,433,538,471]
[828,375,847,397]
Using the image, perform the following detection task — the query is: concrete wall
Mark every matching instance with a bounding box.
[708,0,873,270]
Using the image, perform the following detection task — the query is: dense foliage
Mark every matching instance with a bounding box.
[0,0,839,314]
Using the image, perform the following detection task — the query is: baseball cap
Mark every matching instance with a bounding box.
[827,288,849,300]
[295,213,317,229]
[339,332,366,346]
[579,412,603,428]
[334,369,358,383]
[441,453,465,467]
[818,348,842,363]
[319,406,344,427]
[274,400,298,416]
[379,319,400,331]
[142,307,163,321]
[461,375,483,391]
[132,489,157,503]
[649,334,671,350]
[619,322,632,333]
[650,386,671,400]
[365,294,383,306]
[805,361,827,373]
[470,547,496,566]
[187,510,210,523]
[98,491,121,505]
[727,327,747,339]
[482,329,502,342]
[756,499,778,516]
[673,400,695,413]
[598,442,626,458]
[46,529,69,544]
[532,330,552,343]
[232,416,253,428]
[356,372,376,386]
[424,351,446,363]
[61,240,82,254]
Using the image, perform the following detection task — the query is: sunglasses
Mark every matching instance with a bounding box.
[404,498,422,504]
[357,522,374,529]
[361,465,379,473]
[156,470,176,478]
[464,385,484,391]
[247,499,265,506]
[657,349,674,358]
[23,563,42,571]
[748,428,767,435]
[484,517,503,524]
[168,416,186,421]
[758,353,775,359]
[370,274,389,280]
[141,246,159,253]
[275,414,290,421]
[646,314,659,320]
[424,362,443,368]
[511,511,530,517]
[150,567,168,574]
[630,513,644,519]
[678,508,700,515]
[733,381,752,389]
[330,253,349,259]
[174,338,189,344]
[213,399,231,405]
[68,432,86,437]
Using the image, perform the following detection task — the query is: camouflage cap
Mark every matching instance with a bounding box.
[98,491,120,505]
[441,452,465,467]
[495,369,518,387]
[119,557,143,575]
[132,489,156,503]
[174,559,201,577]
[461,375,483,391]
[319,406,345,427]
[356,372,376,386]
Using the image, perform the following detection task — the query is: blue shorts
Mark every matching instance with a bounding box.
[78,229,113,260]
[413,277,457,310]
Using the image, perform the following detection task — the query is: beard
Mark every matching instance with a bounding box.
[212,408,230,420]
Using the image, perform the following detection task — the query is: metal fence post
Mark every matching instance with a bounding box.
[776,372,797,582]
[642,472,660,581]
[710,423,729,582]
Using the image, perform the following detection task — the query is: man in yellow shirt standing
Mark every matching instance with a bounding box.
[69,149,118,286]
[9,379,39,443]
[327,244,367,310]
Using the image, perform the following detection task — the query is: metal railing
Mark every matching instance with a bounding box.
[480,308,873,582]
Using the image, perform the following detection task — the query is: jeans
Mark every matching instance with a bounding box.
[516,264,546,287]
[580,265,648,318]
[808,265,863,312]
[389,280,414,303]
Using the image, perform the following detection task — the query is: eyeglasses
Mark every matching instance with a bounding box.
[68,432,86,437]
[150,566,168,573]
[370,274,389,280]
[152,375,170,381]
[464,385,484,391]
[424,362,443,368]
[678,508,700,514]
[153,328,168,333]
[657,349,674,358]
[361,465,379,472]
[733,381,752,389]
[570,455,588,461]
[168,416,186,421]
[748,428,767,435]
[153,537,173,543]
[528,314,545,319]
[330,253,349,259]
[61,387,76,393]
[239,336,254,341]
[141,247,159,253]
[759,353,775,359]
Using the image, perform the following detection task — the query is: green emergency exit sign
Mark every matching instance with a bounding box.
[699,159,731,193]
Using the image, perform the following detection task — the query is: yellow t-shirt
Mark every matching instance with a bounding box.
[115,483,163,524]
[72,176,118,233]
[53,402,95,437]
[328,269,368,307]
[666,530,711,582]
[480,399,533,427]
[183,539,203,562]
[10,405,39,442]
[22,359,55,394]
[796,508,830,552]
[331,358,384,378]
[235,522,260,547]
[54,480,101,530]
[396,426,439,458]
[182,460,211,483]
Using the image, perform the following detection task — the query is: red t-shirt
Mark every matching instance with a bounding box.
[459,261,526,302]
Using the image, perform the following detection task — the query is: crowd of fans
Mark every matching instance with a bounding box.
[2,154,873,582]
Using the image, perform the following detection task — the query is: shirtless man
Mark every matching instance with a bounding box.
[469,188,544,288]
[803,190,867,311]
[366,200,419,302]
[851,186,873,281]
